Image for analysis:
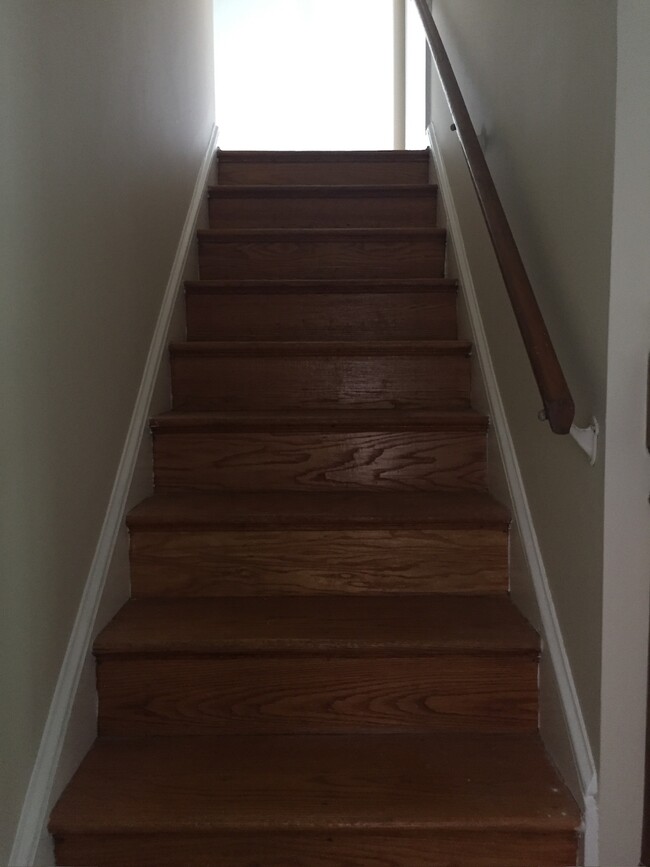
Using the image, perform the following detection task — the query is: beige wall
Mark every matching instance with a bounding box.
[428,0,617,769]
[0,2,215,862]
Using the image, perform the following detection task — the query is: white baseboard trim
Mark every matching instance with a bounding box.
[426,122,598,852]
[583,793,599,866]
[9,123,219,867]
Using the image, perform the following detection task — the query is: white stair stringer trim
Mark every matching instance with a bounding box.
[426,122,598,862]
[8,123,219,867]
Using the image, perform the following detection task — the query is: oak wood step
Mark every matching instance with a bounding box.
[185,277,457,293]
[97,653,537,736]
[130,526,508,599]
[151,410,488,493]
[53,831,580,867]
[50,734,579,867]
[171,339,471,358]
[95,596,538,736]
[170,340,472,412]
[208,184,437,228]
[96,595,538,656]
[185,278,458,341]
[152,409,488,431]
[127,490,509,531]
[217,148,430,185]
[128,492,509,598]
[197,228,446,280]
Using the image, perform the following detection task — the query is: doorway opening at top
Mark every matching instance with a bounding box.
[213,0,425,151]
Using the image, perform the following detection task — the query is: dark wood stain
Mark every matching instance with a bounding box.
[185,285,458,341]
[98,655,538,736]
[129,526,509,597]
[208,184,438,229]
[197,228,447,280]
[152,428,487,493]
[171,350,471,412]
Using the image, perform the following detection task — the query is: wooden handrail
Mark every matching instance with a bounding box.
[412,0,575,434]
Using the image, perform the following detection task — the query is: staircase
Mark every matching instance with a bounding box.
[50,150,579,866]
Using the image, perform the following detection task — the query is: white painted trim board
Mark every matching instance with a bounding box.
[426,122,598,862]
[8,123,219,867]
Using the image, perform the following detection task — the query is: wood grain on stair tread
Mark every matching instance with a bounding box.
[184,277,458,294]
[171,354,470,413]
[97,597,537,737]
[49,733,579,834]
[170,342,472,413]
[126,491,510,530]
[171,339,471,356]
[98,654,537,736]
[152,416,487,493]
[198,227,445,239]
[217,165,431,186]
[197,228,446,280]
[95,596,538,656]
[151,409,489,432]
[209,183,437,198]
[54,829,579,867]
[208,184,437,229]
[185,286,457,341]
[208,183,437,205]
[129,527,508,598]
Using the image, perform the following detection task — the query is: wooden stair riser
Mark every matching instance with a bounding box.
[217,154,430,186]
[197,231,446,280]
[171,354,471,412]
[54,830,578,867]
[208,188,437,229]
[185,288,458,342]
[97,654,537,737]
[129,528,508,597]
[152,429,487,493]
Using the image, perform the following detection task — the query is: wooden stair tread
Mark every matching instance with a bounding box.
[197,228,445,280]
[185,277,458,294]
[127,491,510,530]
[151,409,489,432]
[184,280,458,342]
[95,595,538,656]
[198,227,445,241]
[170,339,472,357]
[50,733,578,835]
[217,149,430,163]
[209,183,437,198]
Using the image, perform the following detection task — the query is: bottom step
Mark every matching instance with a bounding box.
[51,733,579,867]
